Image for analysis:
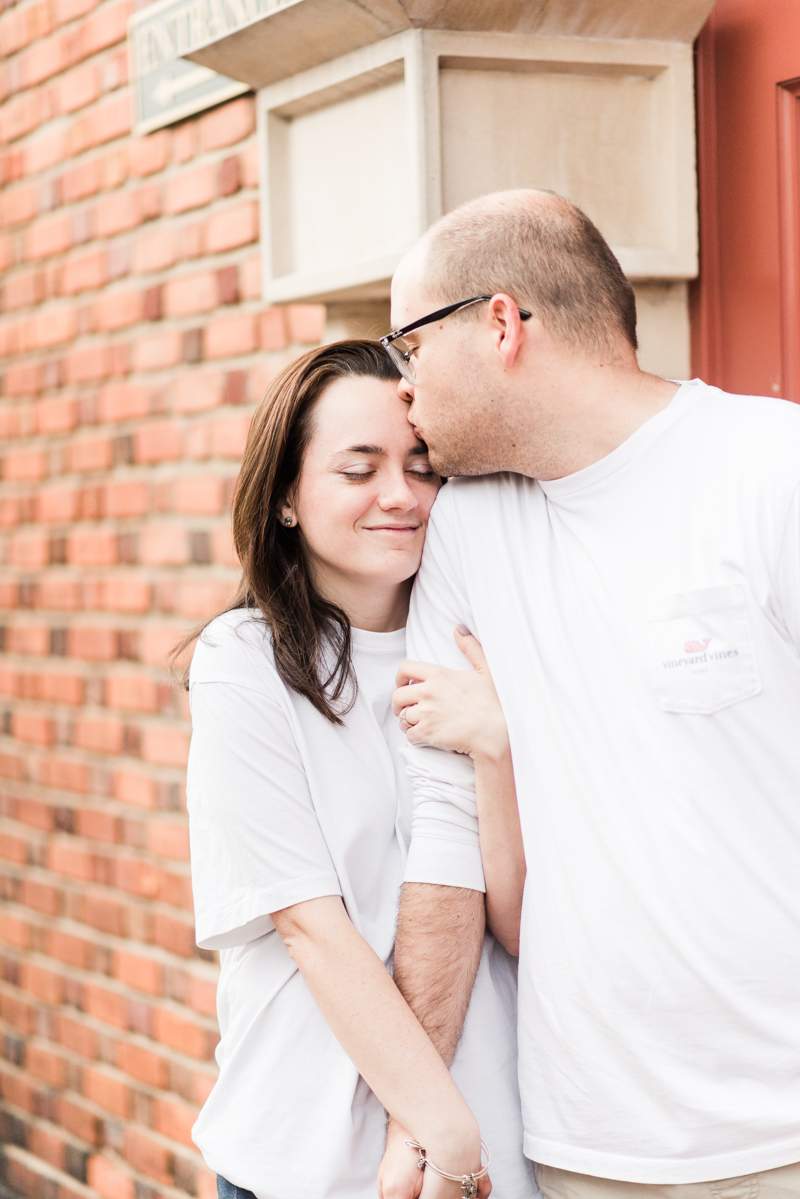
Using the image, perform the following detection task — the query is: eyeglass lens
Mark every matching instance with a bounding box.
[386,338,415,384]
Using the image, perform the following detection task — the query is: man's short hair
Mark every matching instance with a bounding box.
[421,189,638,355]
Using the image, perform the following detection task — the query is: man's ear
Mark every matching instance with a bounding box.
[487,294,529,369]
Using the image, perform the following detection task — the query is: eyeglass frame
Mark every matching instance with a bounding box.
[380,294,532,383]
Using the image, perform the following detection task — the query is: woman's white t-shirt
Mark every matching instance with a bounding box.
[187,610,536,1199]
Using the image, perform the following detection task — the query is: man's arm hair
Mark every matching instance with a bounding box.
[393,882,484,1066]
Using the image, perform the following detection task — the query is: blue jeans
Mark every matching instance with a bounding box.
[217,1177,257,1199]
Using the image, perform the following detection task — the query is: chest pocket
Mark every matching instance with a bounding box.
[643,584,761,715]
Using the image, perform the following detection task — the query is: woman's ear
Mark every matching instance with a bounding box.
[278,497,297,528]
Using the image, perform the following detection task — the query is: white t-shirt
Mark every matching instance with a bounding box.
[187,612,536,1199]
[403,380,800,1185]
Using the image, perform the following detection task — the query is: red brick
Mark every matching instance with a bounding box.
[0,184,37,228]
[123,1128,172,1183]
[60,160,100,203]
[68,626,118,660]
[240,254,262,299]
[75,808,117,841]
[95,191,140,238]
[170,371,223,413]
[26,214,71,259]
[106,674,158,711]
[133,228,176,273]
[49,841,93,880]
[38,578,82,611]
[63,344,114,384]
[7,627,50,655]
[139,525,188,566]
[187,976,217,1017]
[90,574,151,613]
[69,436,113,472]
[19,961,63,1004]
[35,396,79,434]
[38,758,90,793]
[0,912,30,946]
[286,303,325,344]
[2,449,47,480]
[54,60,99,111]
[80,893,126,935]
[83,983,128,1029]
[47,930,90,968]
[172,475,223,514]
[140,724,190,767]
[26,1045,66,1087]
[54,1096,102,1147]
[3,362,43,397]
[27,1125,66,1171]
[154,1096,197,1147]
[88,1155,135,1199]
[162,271,216,317]
[205,313,256,358]
[199,96,255,151]
[208,413,251,457]
[115,951,161,995]
[83,2,129,55]
[163,163,217,215]
[3,268,45,309]
[13,710,54,745]
[114,856,160,899]
[132,330,182,372]
[17,798,54,829]
[113,770,156,808]
[10,529,50,567]
[129,131,170,177]
[135,422,182,463]
[205,201,258,253]
[37,673,84,704]
[20,877,62,915]
[67,530,117,566]
[87,94,131,147]
[74,716,123,753]
[61,250,106,294]
[149,821,190,860]
[96,291,144,332]
[57,1013,97,1058]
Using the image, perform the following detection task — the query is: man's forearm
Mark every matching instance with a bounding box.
[393,882,485,1066]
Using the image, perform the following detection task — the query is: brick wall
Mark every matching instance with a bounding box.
[0,1,325,1196]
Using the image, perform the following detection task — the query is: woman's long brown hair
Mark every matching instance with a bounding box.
[173,339,401,724]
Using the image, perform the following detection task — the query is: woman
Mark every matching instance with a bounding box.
[183,341,534,1199]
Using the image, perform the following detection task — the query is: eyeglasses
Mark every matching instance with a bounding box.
[380,294,532,384]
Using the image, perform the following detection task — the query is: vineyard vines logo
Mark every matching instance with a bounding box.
[663,637,739,670]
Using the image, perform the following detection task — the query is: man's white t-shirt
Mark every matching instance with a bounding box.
[403,380,800,1185]
[187,613,536,1199]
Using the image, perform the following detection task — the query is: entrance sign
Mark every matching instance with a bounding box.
[129,0,295,134]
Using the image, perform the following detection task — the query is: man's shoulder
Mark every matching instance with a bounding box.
[689,380,800,486]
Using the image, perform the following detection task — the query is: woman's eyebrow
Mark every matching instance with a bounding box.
[339,444,384,455]
[407,444,428,457]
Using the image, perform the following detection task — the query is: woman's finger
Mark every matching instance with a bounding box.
[392,683,425,715]
[453,625,490,674]
[395,659,435,688]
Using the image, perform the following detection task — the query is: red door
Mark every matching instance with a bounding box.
[691,0,800,401]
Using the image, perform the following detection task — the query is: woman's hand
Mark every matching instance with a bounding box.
[392,627,509,763]
[378,1120,492,1199]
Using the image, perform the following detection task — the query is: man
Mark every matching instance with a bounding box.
[381,190,800,1198]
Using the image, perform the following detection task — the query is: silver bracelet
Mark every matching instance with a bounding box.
[405,1139,491,1198]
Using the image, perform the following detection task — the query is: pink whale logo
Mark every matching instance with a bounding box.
[684,638,711,653]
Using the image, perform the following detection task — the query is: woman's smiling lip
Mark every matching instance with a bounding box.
[363,524,421,533]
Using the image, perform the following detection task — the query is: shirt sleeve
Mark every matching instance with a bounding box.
[403,489,486,893]
[187,679,342,950]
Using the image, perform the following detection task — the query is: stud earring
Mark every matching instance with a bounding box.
[282,516,292,526]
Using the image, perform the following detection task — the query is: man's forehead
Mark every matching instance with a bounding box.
[390,245,438,327]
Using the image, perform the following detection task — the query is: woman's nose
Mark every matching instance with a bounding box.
[398,377,414,403]
[378,472,419,511]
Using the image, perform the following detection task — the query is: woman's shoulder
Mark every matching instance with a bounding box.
[190,609,282,697]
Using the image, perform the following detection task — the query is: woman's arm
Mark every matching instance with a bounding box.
[393,627,526,955]
[272,894,489,1199]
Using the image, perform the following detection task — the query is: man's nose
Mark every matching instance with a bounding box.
[398,377,414,404]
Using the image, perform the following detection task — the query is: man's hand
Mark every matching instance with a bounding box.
[378,1121,424,1199]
